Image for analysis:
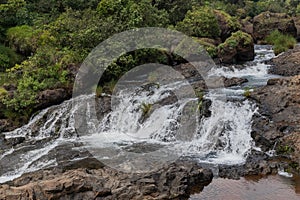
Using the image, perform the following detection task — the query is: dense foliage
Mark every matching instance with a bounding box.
[0,0,299,124]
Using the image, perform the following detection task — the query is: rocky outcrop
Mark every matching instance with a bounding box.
[240,18,253,37]
[218,31,254,64]
[293,16,300,41]
[222,76,248,87]
[0,162,213,200]
[268,45,300,76]
[214,10,241,42]
[35,88,71,111]
[253,11,297,43]
[250,75,300,168]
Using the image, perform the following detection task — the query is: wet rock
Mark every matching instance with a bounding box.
[222,76,248,87]
[253,11,297,43]
[268,45,300,76]
[4,137,25,146]
[250,75,300,167]
[0,162,213,200]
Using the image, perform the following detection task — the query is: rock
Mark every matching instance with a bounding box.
[0,162,213,200]
[35,88,71,111]
[253,11,297,43]
[222,76,248,87]
[4,137,25,146]
[268,45,300,76]
[218,31,254,64]
[250,75,300,167]
[240,17,254,37]
[294,16,300,41]
[214,10,241,42]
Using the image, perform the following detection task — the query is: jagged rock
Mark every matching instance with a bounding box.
[0,162,213,200]
[253,11,297,43]
[222,76,248,87]
[268,45,300,76]
[250,75,300,167]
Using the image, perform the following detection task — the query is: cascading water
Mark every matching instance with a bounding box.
[0,45,277,182]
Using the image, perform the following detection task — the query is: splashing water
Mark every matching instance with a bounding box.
[0,45,274,182]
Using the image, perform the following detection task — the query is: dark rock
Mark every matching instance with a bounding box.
[35,88,71,111]
[240,18,254,37]
[268,45,300,76]
[0,161,213,200]
[214,10,241,42]
[253,11,297,43]
[294,16,300,41]
[250,75,300,167]
[223,76,248,87]
[4,137,25,146]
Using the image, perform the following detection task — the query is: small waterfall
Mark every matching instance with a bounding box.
[0,45,275,182]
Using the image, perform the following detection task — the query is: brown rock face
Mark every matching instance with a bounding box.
[0,162,213,200]
[253,11,297,43]
[251,75,300,166]
[268,45,300,76]
[35,88,71,111]
[294,16,300,41]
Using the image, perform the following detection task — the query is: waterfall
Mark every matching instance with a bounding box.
[0,45,275,182]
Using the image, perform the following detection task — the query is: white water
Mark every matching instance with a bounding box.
[0,45,276,182]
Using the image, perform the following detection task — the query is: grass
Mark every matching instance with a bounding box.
[266,30,297,55]
[243,87,251,98]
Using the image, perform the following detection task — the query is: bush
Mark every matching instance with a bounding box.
[218,31,252,51]
[266,30,297,55]
[6,25,38,56]
[0,44,20,71]
[176,6,221,38]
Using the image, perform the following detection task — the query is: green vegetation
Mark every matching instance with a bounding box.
[266,30,297,55]
[141,102,152,117]
[176,6,221,38]
[0,45,20,71]
[243,87,252,98]
[0,0,298,126]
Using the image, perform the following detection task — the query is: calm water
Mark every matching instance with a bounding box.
[191,175,300,200]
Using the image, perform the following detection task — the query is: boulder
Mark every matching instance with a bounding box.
[218,31,254,64]
[214,10,241,42]
[268,45,300,76]
[240,17,254,37]
[35,88,71,111]
[253,11,297,43]
[222,76,248,87]
[0,162,213,200]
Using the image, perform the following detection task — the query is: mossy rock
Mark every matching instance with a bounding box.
[193,37,219,58]
[253,11,297,43]
[213,9,241,42]
[217,31,254,64]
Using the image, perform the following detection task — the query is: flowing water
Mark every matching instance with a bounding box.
[0,45,298,198]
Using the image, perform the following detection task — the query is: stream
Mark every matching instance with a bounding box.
[0,45,299,198]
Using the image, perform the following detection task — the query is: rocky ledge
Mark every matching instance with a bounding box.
[250,75,300,172]
[268,45,300,76]
[0,161,213,200]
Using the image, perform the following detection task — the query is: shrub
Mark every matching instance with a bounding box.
[176,6,221,38]
[6,25,38,56]
[266,30,297,55]
[218,31,252,52]
[0,44,20,71]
